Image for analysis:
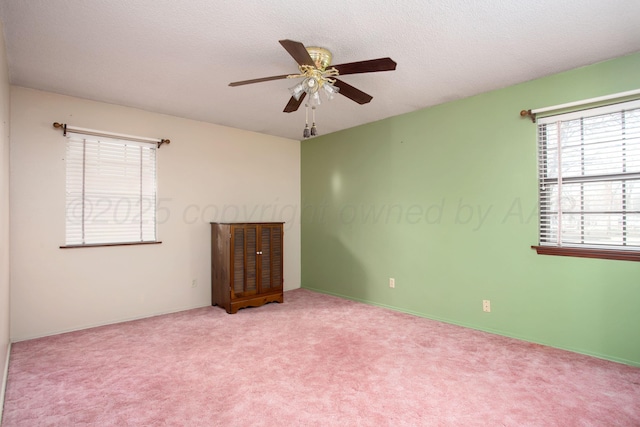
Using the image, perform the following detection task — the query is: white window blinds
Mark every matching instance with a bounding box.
[537,100,640,250]
[65,133,158,246]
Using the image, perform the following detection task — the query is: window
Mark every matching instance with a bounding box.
[534,99,640,261]
[64,132,158,247]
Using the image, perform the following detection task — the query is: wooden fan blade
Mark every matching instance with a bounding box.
[279,39,315,67]
[284,92,306,113]
[229,74,291,87]
[331,58,397,75]
[333,79,373,105]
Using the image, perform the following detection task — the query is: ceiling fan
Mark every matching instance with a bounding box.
[229,39,397,115]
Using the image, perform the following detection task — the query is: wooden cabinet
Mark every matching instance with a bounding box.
[211,222,284,313]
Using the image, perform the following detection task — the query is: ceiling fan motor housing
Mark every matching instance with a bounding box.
[306,47,332,70]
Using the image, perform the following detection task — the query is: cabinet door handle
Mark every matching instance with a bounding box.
[257,251,262,255]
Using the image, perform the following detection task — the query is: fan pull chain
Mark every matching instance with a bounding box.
[303,104,311,139]
[311,107,317,136]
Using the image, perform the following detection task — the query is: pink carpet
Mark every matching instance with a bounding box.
[3,289,640,426]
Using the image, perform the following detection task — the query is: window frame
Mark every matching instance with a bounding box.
[532,99,640,262]
[61,132,161,249]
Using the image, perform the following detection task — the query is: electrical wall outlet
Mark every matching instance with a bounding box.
[191,279,198,288]
[483,299,491,312]
[389,278,395,288]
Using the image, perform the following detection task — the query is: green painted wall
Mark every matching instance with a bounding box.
[301,53,640,366]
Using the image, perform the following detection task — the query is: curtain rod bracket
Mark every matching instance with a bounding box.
[158,139,170,148]
[519,110,536,123]
[53,122,67,135]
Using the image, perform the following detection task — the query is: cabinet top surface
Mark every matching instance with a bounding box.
[210,222,285,225]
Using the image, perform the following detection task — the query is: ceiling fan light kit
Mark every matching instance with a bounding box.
[229,39,397,139]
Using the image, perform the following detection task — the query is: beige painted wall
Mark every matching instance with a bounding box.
[0,22,11,410]
[10,87,301,341]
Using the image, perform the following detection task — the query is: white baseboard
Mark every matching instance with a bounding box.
[0,341,11,425]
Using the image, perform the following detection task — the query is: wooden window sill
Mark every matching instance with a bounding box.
[531,245,640,262]
[60,241,162,249]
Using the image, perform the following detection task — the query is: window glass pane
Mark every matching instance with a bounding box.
[582,181,623,213]
[628,180,640,211]
[627,214,640,245]
[582,138,624,178]
[582,213,624,246]
[559,120,583,178]
[558,184,581,212]
[559,213,582,244]
[626,109,640,173]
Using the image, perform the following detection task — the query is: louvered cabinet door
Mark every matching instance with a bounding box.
[259,224,283,293]
[231,225,258,298]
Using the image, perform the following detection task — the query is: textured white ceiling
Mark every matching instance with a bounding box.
[1,0,639,141]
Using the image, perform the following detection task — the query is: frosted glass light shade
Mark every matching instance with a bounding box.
[289,82,305,101]
[308,91,321,107]
[323,83,340,100]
